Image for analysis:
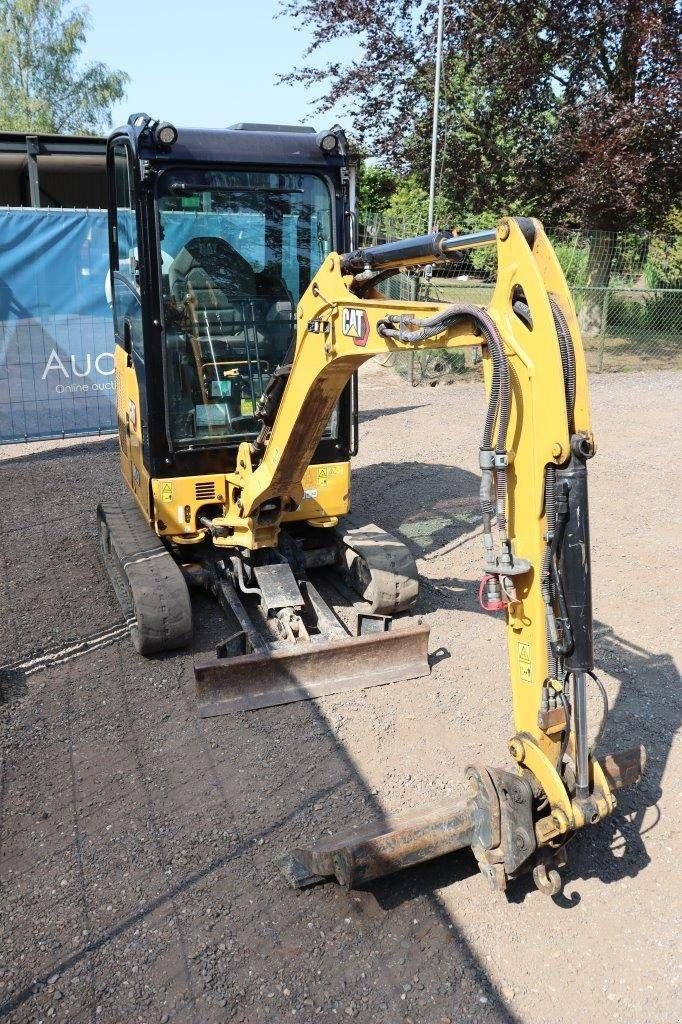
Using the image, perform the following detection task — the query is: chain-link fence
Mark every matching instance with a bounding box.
[360,215,682,382]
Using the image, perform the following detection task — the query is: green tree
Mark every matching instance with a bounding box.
[280,1,680,231]
[0,0,128,134]
[357,163,396,220]
[281,0,680,333]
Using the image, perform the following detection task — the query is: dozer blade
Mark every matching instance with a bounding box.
[195,621,430,717]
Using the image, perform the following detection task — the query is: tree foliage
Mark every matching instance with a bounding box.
[357,163,396,219]
[279,0,681,230]
[0,0,128,134]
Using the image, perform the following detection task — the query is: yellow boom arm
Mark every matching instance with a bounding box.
[213,217,619,837]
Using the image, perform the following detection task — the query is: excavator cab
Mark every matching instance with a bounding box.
[106,117,354,505]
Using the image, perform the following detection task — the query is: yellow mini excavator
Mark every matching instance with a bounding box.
[99,114,644,896]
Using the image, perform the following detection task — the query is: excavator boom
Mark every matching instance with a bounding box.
[217,214,643,894]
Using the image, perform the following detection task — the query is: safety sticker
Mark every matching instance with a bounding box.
[341,307,370,346]
[161,482,172,502]
[317,465,341,486]
[518,642,532,682]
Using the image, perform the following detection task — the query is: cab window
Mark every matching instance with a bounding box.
[156,168,335,448]
[112,144,138,285]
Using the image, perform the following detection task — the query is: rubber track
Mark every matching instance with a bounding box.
[342,523,419,615]
[97,497,193,655]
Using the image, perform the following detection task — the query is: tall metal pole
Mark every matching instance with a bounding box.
[427,0,445,233]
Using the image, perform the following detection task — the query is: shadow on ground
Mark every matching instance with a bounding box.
[1,421,675,1022]
[0,441,522,1023]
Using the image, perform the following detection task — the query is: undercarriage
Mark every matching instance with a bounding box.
[98,497,431,716]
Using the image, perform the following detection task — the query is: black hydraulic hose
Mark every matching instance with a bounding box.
[353,268,402,296]
[549,297,576,427]
[588,670,609,755]
[378,303,512,566]
[557,687,572,768]
[482,356,501,452]
[378,303,511,453]
[549,499,574,657]
[542,464,558,677]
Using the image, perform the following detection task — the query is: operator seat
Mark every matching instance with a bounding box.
[168,235,258,338]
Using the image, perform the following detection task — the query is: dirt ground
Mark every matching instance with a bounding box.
[1,365,680,1024]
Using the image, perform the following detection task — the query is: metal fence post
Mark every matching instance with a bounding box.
[597,288,610,371]
[26,136,40,208]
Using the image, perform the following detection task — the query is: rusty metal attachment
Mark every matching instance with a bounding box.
[279,748,646,893]
[278,800,475,890]
[599,746,647,791]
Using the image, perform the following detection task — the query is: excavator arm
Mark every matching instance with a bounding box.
[209,216,644,893]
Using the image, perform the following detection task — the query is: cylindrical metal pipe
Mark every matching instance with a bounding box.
[280,800,475,889]
[340,228,497,275]
[439,228,497,254]
[554,438,595,671]
[574,671,590,798]
[427,0,445,233]
[332,803,474,887]
[341,232,448,273]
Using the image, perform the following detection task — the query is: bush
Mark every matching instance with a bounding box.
[644,214,682,289]
[605,292,682,337]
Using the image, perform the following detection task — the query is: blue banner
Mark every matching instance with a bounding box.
[0,209,116,442]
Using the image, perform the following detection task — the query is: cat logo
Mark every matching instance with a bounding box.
[341,307,370,346]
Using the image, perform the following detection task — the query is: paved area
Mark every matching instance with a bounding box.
[1,367,679,1024]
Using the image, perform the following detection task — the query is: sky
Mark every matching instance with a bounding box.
[81,0,356,133]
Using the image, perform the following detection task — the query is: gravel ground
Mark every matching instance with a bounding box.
[0,366,679,1024]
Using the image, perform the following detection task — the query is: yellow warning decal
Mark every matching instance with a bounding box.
[317,465,342,487]
[161,482,172,502]
[518,642,532,682]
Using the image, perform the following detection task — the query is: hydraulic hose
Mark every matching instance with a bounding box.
[377,303,511,452]
[378,303,512,569]
[549,297,576,427]
[541,464,558,678]
[588,670,609,755]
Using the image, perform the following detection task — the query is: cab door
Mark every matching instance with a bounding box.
[109,141,150,515]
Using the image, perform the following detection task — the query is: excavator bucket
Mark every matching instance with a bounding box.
[195,620,431,716]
